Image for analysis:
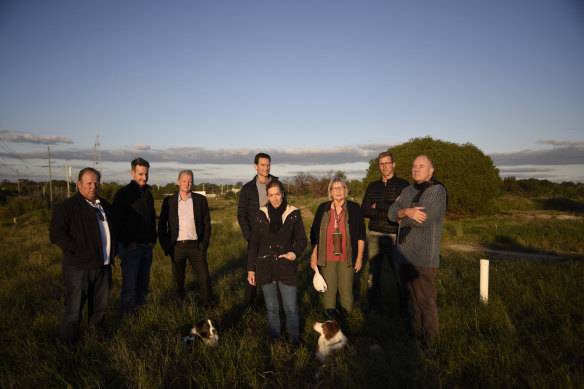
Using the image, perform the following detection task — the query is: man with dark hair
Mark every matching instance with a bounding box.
[113,157,157,316]
[158,170,214,306]
[388,155,447,342]
[361,152,409,313]
[50,167,115,345]
[237,152,277,309]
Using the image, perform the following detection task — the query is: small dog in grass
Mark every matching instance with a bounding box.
[313,320,348,363]
[183,317,220,347]
[313,320,382,364]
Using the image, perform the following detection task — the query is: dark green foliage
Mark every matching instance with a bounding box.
[502,177,584,199]
[0,196,49,219]
[363,136,501,215]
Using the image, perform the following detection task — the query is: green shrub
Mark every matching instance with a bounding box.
[0,196,49,219]
[363,136,501,216]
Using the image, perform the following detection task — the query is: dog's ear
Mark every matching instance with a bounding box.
[210,315,221,331]
[322,320,340,340]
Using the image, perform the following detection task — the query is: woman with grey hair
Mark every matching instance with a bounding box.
[309,177,366,317]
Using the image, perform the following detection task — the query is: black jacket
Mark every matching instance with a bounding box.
[49,192,116,269]
[158,191,211,255]
[310,200,366,265]
[247,205,307,287]
[237,174,278,241]
[361,176,409,234]
[112,180,157,246]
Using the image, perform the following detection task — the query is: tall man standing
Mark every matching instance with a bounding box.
[50,167,115,345]
[158,170,214,306]
[113,157,157,316]
[237,153,277,309]
[388,155,447,342]
[361,152,409,313]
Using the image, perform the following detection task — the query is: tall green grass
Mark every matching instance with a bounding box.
[0,198,582,388]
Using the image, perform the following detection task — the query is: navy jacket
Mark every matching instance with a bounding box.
[49,192,116,269]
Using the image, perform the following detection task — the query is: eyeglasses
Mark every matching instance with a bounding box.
[331,186,345,192]
[95,208,104,221]
[379,162,394,167]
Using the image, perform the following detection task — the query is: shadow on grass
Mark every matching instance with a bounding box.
[486,235,583,261]
[536,197,584,214]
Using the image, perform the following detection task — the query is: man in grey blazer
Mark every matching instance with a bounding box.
[158,170,214,306]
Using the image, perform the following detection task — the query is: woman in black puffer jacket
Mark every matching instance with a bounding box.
[247,181,307,342]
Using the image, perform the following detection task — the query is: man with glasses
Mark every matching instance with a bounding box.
[361,152,409,314]
[49,167,115,345]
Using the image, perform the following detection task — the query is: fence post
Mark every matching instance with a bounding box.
[480,259,489,303]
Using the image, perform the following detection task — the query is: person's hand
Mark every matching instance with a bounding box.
[310,246,318,270]
[278,252,295,261]
[371,203,376,209]
[354,258,363,273]
[247,271,256,286]
[407,207,427,223]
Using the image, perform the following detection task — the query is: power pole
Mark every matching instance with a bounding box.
[48,146,53,207]
[93,133,102,172]
[65,160,71,197]
[16,170,20,195]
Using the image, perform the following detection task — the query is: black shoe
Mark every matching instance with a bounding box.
[324,309,336,320]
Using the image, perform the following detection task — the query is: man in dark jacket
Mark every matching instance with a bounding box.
[237,152,277,309]
[361,152,409,313]
[49,167,115,345]
[113,157,157,316]
[158,170,214,305]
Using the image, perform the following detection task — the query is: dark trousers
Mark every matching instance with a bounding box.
[399,263,439,340]
[120,243,153,316]
[60,263,112,345]
[171,241,213,304]
[245,241,258,307]
[367,233,402,312]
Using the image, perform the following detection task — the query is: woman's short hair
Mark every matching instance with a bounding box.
[328,177,348,200]
[266,180,284,195]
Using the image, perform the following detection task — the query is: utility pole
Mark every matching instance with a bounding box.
[48,146,53,207]
[16,170,20,195]
[65,160,71,197]
[93,133,102,172]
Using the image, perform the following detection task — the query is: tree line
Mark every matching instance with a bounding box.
[1,137,583,219]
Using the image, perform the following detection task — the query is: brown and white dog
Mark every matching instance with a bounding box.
[183,317,220,347]
[314,320,348,363]
[313,320,382,364]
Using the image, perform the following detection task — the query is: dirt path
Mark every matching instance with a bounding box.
[443,243,581,262]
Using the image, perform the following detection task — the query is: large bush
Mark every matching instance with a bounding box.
[363,136,501,215]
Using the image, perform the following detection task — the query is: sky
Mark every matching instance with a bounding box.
[1,0,583,186]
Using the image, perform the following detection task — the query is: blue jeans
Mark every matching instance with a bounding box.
[120,243,153,315]
[261,281,299,341]
[60,264,111,345]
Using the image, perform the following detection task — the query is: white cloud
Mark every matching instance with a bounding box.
[132,144,151,151]
[2,133,74,145]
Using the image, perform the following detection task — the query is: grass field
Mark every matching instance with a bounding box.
[0,195,582,388]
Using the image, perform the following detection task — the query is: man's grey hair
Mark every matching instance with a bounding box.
[415,155,434,168]
[178,170,194,180]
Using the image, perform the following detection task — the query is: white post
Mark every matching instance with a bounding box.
[480,259,489,303]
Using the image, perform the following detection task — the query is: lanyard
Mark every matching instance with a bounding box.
[332,204,343,232]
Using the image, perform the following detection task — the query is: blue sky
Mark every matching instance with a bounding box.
[1,0,583,185]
